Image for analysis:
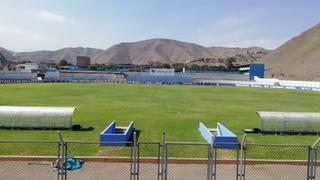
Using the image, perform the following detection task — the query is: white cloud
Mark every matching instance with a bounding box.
[197,30,286,50]
[215,16,247,27]
[0,22,61,51]
[36,10,68,23]
[0,24,23,34]
[223,38,288,49]
[192,15,288,49]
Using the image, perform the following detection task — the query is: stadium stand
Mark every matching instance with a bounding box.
[127,75,192,84]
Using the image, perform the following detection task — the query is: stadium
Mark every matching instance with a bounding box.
[1,1,320,179]
[1,63,320,179]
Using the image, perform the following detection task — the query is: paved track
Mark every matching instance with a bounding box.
[0,161,310,180]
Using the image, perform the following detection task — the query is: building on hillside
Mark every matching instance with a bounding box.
[16,63,39,73]
[149,68,175,76]
[117,64,131,72]
[237,63,265,80]
[0,52,8,71]
[59,65,78,71]
[76,56,91,67]
[0,64,8,71]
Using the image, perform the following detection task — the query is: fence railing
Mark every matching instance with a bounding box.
[1,134,320,180]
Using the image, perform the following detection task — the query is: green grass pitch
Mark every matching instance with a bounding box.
[0,83,320,146]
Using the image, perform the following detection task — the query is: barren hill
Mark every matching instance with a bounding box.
[16,47,105,64]
[94,38,268,65]
[0,47,11,68]
[0,47,14,62]
[0,53,7,68]
[261,24,320,81]
[1,38,268,66]
[94,38,213,65]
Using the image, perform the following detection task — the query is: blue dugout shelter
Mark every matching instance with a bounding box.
[198,122,239,149]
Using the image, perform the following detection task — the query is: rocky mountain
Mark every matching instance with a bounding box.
[15,47,105,64]
[1,38,268,67]
[261,24,320,81]
[94,38,268,66]
[190,46,268,66]
[94,38,213,65]
[0,47,11,68]
[0,53,7,68]
[0,47,14,62]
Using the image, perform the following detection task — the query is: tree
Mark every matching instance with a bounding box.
[202,65,209,71]
[48,63,59,69]
[161,63,171,69]
[172,63,184,72]
[58,59,68,66]
[88,65,98,71]
[225,57,236,69]
[189,64,200,70]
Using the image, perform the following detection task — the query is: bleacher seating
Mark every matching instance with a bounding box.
[127,75,192,84]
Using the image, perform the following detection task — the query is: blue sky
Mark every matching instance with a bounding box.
[0,0,319,51]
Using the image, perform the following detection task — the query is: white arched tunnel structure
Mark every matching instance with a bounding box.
[0,106,76,129]
[257,111,320,133]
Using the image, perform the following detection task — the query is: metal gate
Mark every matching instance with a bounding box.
[212,144,240,180]
[164,142,211,180]
[137,142,161,180]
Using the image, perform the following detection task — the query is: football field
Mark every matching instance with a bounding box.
[0,83,319,145]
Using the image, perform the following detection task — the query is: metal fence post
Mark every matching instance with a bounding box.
[57,132,66,180]
[308,146,313,180]
[207,143,213,180]
[164,142,168,180]
[314,147,317,180]
[137,141,140,180]
[239,134,246,180]
[160,133,166,180]
[158,142,161,180]
[236,146,239,180]
[133,131,138,180]
[64,142,68,180]
[308,137,320,180]
[130,142,134,180]
[212,135,216,180]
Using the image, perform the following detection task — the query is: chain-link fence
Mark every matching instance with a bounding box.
[213,143,240,180]
[0,141,60,180]
[2,137,320,180]
[137,142,161,180]
[244,144,309,180]
[165,142,210,180]
[65,141,134,180]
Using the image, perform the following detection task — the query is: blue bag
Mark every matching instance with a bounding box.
[65,157,84,170]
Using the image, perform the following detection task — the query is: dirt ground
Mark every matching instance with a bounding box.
[0,160,311,180]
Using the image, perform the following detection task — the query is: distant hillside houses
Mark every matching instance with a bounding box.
[0,53,8,70]
[16,63,39,73]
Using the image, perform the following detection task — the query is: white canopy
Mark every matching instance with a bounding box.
[0,106,76,129]
[257,111,320,132]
